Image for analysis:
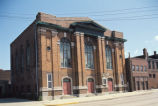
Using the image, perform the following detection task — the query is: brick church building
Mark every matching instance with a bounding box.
[11,12,127,100]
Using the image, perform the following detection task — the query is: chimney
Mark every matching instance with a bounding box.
[143,48,148,59]
[128,52,131,59]
[154,51,157,56]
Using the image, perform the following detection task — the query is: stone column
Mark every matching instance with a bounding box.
[80,32,86,86]
[74,32,87,93]
[113,42,120,91]
[101,37,106,74]
[51,30,59,87]
[97,36,103,85]
[121,43,127,91]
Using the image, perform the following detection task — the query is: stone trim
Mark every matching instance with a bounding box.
[73,86,88,90]
[54,87,63,91]
[114,84,127,87]
[96,85,107,88]
[40,87,62,91]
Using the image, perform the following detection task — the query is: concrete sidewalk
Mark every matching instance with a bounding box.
[42,89,158,106]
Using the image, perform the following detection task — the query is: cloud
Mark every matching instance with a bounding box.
[155,35,158,41]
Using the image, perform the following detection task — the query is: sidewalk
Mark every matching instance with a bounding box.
[42,89,158,106]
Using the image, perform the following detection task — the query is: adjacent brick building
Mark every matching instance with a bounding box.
[0,69,11,97]
[147,51,158,88]
[126,48,158,91]
[125,49,148,92]
[11,12,127,100]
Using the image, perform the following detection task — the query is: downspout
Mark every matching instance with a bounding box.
[34,22,39,99]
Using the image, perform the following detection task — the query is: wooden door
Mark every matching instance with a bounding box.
[108,78,113,92]
[88,78,94,93]
[63,78,71,95]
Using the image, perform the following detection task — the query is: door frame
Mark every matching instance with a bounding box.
[62,76,73,95]
[107,78,113,92]
[87,76,96,94]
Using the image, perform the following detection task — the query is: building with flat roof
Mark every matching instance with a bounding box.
[0,69,11,97]
[11,12,127,100]
[126,48,158,91]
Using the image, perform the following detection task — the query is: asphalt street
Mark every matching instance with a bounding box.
[68,92,158,106]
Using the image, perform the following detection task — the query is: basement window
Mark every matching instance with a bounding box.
[102,78,107,86]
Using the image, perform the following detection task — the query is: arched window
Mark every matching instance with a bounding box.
[106,46,112,69]
[85,43,94,69]
[20,45,24,72]
[26,41,30,71]
[15,51,18,72]
[60,38,71,67]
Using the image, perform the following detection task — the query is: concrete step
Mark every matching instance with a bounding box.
[86,93,96,97]
[60,95,77,99]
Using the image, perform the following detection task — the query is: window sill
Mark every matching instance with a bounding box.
[85,68,95,70]
[107,69,113,71]
[61,67,72,69]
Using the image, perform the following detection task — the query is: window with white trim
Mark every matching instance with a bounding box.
[144,66,147,72]
[102,78,107,86]
[60,38,71,68]
[132,65,135,71]
[47,73,52,88]
[85,43,94,69]
[106,45,112,69]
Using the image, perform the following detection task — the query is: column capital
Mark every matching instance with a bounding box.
[74,32,84,36]
[80,32,84,36]
[101,37,105,40]
[113,42,119,47]
[51,30,58,36]
[98,36,102,39]
[37,27,46,34]
[74,32,80,36]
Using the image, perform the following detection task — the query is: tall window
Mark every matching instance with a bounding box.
[132,65,135,71]
[144,66,147,72]
[26,42,30,68]
[136,65,139,71]
[106,46,112,69]
[15,51,19,72]
[148,61,151,69]
[47,73,52,88]
[152,61,155,69]
[20,46,24,72]
[156,62,158,69]
[60,38,71,67]
[140,66,143,72]
[85,43,94,69]
[153,74,156,78]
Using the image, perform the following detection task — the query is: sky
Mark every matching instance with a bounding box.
[0,0,158,70]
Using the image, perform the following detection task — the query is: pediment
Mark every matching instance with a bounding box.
[71,21,106,37]
[71,21,106,32]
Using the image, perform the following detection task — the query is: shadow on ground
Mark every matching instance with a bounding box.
[0,98,34,103]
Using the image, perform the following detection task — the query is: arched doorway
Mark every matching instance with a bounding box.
[63,78,71,95]
[108,78,113,92]
[87,78,94,93]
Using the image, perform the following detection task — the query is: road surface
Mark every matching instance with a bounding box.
[68,92,158,106]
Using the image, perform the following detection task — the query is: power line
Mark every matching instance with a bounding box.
[0,5,157,16]
[54,5,158,15]
[0,16,158,22]
[89,9,158,17]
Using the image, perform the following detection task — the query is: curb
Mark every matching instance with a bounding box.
[45,102,79,106]
[44,90,158,106]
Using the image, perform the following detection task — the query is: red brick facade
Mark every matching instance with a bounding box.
[126,57,148,91]
[11,12,127,100]
[126,49,158,91]
[0,69,11,97]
